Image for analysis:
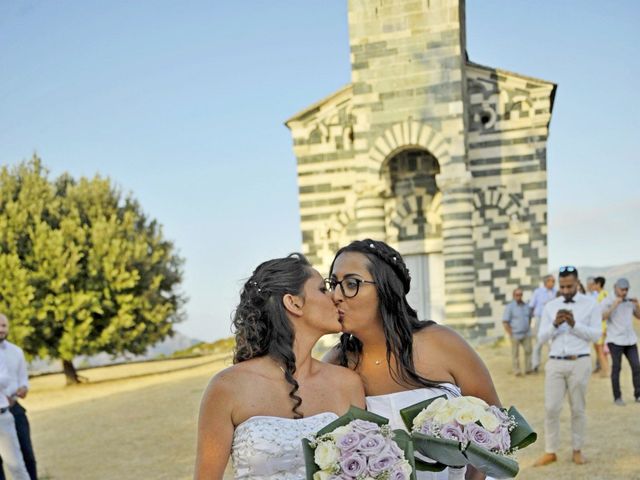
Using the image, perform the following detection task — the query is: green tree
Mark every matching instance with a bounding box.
[0,156,185,384]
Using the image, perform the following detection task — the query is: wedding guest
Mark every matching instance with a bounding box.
[534,266,601,467]
[600,278,640,405]
[324,239,501,480]
[0,314,34,480]
[502,288,533,376]
[529,275,557,372]
[194,254,364,480]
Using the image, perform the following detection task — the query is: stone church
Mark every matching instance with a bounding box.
[285,0,556,337]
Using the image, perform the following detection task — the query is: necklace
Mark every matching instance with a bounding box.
[374,359,382,365]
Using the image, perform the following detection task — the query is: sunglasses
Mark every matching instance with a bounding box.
[559,265,577,276]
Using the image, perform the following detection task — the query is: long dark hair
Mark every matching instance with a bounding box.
[233,253,313,418]
[330,239,446,391]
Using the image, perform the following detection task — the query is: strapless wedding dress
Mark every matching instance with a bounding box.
[366,384,468,480]
[230,412,338,479]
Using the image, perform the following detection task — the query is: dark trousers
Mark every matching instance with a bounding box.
[608,342,640,401]
[0,403,37,480]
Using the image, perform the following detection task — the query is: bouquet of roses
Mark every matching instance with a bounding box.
[303,406,416,480]
[400,396,536,478]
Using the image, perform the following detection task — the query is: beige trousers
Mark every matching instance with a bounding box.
[510,336,532,374]
[543,356,592,453]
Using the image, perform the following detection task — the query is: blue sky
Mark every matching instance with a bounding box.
[1,1,638,342]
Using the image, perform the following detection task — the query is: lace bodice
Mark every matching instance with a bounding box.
[231,412,338,480]
[366,385,466,480]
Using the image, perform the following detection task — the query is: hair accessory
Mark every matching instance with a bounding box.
[392,256,397,262]
[369,243,375,248]
[250,280,262,293]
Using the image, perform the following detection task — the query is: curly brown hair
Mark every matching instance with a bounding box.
[232,253,313,418]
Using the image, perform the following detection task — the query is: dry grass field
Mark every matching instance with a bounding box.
[23,333,640,480]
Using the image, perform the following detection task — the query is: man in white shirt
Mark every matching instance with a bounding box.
[0,314,35,480]
[600,278,640,406]
[533,266,601,468]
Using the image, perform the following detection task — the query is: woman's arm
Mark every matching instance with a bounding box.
[194,371,237,480]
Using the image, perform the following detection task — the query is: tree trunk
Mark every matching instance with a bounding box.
[62,359,80,385]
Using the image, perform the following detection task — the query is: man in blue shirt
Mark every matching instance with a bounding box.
[503,288,533,376]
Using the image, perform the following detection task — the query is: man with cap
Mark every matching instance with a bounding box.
[533,266,602,467]
[600,278,640,406]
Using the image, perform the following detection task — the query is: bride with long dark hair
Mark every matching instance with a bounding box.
[194,253,364,479]
[325,239,501,480]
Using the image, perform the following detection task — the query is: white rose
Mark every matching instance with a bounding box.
[330,425,351,441]
[413,410,432,429]
[433,405,457,424]
[425,397,447,414]
[454,405,483,425]
[314,441,340,470]
[397,459,413,476]
[478,411,500,432]
[313,471,333,480]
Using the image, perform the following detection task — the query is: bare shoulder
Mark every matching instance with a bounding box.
[315,361,365,408]
[414,323,469,354]
[202,360,265,405]
[201,364,241,405]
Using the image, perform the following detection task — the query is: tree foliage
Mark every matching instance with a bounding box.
[0,156,185,383]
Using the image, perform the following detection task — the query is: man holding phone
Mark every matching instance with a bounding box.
[534,266,602,468]
[600,278,640,406]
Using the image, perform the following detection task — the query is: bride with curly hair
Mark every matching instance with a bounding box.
[194,253,364,479]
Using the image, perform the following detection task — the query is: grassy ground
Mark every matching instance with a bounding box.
[23,336,640,479]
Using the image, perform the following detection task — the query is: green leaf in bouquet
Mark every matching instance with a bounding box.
[399,394,447,432]
[507,406,537,451]
[411,432,467,468]
[464,441,519,479]
[390,429,418,480]
[315,405,389,436]
[301,438,317,480]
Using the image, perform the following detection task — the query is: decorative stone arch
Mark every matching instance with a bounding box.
[471,186,532,319]
[472,187,525,234]
[386,191,442,243]
[366,119,452,185]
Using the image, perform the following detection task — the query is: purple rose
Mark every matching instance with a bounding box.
[367,450,397,475]
[440,423,466,443]
[390,463,411,480]
[337,432,362,453]
[349,419,380,434]
[385,439,404,458]
[357,433,387,455]
[339,452,367,478]
[490,405,510,424]
[465,423,497,450]
[495,425,511,453]
[419,420,439,436]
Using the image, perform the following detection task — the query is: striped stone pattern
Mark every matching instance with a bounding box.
[467,64,555,330]
[285,0,556,338]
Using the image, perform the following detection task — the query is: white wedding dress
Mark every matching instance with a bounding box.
[231,412,338,479]
[366,384,467,480]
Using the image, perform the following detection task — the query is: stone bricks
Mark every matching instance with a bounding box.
[285,0,555,339]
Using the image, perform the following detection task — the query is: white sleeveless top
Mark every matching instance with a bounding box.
[231,412,338,480]
[366,385,467,480]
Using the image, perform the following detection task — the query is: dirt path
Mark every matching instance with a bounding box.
[24,340,640,479]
